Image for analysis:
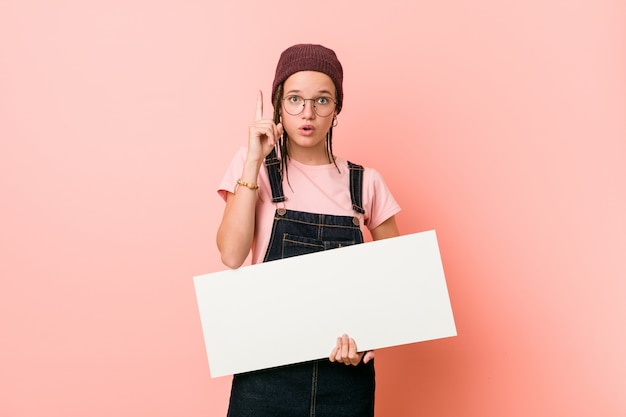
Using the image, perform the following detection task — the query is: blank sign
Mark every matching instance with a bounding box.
[194,230,456,377]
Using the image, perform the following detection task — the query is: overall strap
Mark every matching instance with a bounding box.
[264,149,286,203]
[347,161,365,214]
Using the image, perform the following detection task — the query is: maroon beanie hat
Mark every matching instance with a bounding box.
[272,44,344,114]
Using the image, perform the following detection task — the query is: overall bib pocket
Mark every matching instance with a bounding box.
[280,233,356,259]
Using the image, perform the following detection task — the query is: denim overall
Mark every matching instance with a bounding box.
[226,151,375,417]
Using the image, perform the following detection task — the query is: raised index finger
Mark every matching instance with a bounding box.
[255,90,263,121]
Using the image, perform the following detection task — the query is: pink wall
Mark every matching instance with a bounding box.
[1,1,625,416]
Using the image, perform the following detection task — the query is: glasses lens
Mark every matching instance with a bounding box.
[313,97,335,117]
[283,95,304,116]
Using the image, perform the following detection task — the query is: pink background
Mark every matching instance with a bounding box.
[1,1,625,416]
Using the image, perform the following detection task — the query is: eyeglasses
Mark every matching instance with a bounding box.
[282,95,336,117]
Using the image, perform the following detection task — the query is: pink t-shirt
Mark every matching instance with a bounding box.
[218,147,401,264]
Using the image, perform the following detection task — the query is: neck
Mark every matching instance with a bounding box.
[286,142,330,165]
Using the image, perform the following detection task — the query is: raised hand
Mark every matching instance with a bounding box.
[248,90,283,162]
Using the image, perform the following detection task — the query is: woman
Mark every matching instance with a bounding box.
[217,44,400,417]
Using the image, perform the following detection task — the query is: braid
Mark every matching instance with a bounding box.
[272,84,290,186]
[326,126,340,173]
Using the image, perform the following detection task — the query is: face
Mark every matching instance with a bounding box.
[280,71,337,162]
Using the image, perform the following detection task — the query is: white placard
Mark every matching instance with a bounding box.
[194,230,456,377]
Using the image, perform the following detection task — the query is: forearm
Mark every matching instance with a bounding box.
[216,158,263,268]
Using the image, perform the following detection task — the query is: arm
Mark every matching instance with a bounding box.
[216,91,282,269]
[216,158,264,268]
[370,215,400,241]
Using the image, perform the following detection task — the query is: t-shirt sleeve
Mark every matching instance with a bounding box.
[217,147,247,201]
[364,167,401,230]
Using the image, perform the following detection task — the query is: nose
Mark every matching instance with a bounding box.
[301,99,316,118]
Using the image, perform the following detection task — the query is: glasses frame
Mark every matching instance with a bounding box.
[281,95,337,117]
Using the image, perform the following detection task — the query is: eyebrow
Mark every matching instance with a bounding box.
[285,89,335,96]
